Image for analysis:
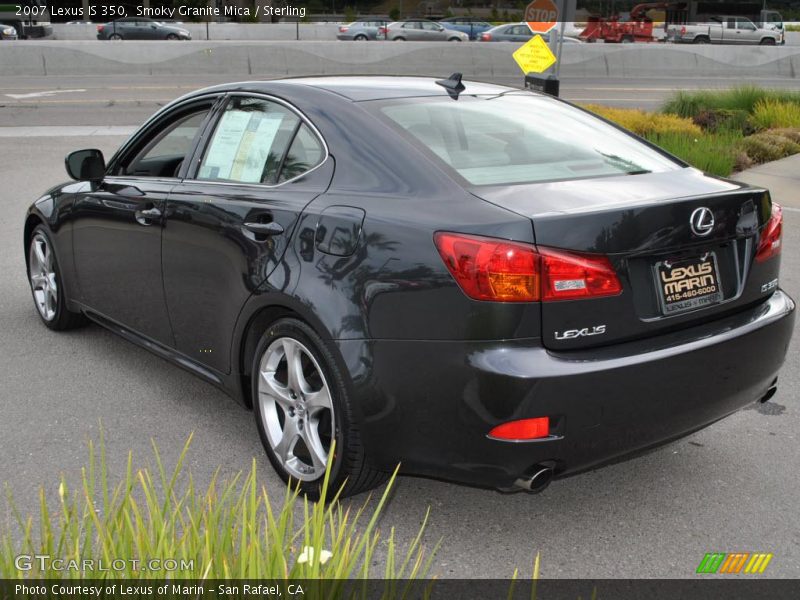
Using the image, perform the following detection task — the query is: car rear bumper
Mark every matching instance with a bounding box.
[343,290,795,489]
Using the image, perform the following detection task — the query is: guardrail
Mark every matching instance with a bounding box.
[2,41,799,80]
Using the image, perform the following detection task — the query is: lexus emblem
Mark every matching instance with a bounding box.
[689,207,714,237]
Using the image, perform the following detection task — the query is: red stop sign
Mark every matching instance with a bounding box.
[525,0,558,34]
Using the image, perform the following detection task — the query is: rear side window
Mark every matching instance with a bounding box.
[278,124,325,183]
[375,93,680,186]
[198,97,300,184]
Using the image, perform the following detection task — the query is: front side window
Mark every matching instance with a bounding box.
[374,93,680,186]
[198,97,301,184]
[121,108,210,178]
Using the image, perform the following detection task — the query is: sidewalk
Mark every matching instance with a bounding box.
[734,154,800,211]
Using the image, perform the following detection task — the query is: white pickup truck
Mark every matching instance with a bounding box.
[666,16,783,45]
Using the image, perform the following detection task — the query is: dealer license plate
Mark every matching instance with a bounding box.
[655,253,722,315]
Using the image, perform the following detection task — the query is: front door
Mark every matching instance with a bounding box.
[71,100,216,346]
[163,95,332,374]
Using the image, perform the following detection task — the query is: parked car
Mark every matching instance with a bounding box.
[0,22,17,40]
[480,22,582,43]
[666,16,781,44]
[96,17,191,40]
[382,19,468,41]
[336,20,388,40]
[25,76,794,498]
[438,17,492,40]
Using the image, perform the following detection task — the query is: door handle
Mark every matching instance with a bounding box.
[135,206,162,226]
[243,221,284,236]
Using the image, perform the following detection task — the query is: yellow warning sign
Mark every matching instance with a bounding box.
[512,34,557,74]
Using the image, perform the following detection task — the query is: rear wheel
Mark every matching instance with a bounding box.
[108,33,123,40]
[252,318,386,499]
[393,36,405,41]
[692,35,709,44]
[27,226,87,330]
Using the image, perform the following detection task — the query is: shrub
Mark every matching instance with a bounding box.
[751,99,800,130]
[644,131,742,177]
[583,105,702,137]
[692,109,755,135]
[662,86,800,119]
[0,433,435,581]
[738,131,800,164]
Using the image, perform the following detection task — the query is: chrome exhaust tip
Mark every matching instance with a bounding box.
[514,465,554,494]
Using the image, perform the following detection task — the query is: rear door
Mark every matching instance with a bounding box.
[163,94,332,373]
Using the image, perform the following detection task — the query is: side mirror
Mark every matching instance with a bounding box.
[65,149,105,182]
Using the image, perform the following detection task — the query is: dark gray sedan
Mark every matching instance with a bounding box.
[336,20,388,41]
[96,17,191,40]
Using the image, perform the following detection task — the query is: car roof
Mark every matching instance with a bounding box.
[195,76,516,102]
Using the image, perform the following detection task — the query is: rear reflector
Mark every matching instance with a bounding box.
[489,417,550,441]
[755,203,782,263]
[434,232,622,302]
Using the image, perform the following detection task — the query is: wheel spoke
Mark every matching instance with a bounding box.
[33,241,47,270]
[274,418,299,463]
[302,424,328,473]
[283,339,309,394]
[305,386,332,414]
[30,273,46,287]
[259,371,294,409]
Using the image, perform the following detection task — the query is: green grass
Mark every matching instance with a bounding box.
[786,24,800,32]
[662,86,800,120]
[0,432,437,581]
[752,99,800,129]
[643,130,744,177]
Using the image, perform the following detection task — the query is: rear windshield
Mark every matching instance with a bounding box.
[371,93,681,186]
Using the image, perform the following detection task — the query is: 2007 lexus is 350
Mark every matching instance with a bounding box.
[24,76,794,497]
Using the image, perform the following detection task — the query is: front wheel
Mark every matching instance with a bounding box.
[252,318,386,499]
[166,33,179,40]
[448,37,462,42]
[27,226,87,330]
[759,37,777,45]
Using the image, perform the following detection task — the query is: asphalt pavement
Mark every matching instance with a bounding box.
[0,80,799,579]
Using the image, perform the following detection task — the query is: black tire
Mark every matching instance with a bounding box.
[108,33,123,40]
[448,37,462,42]
[251,318,387,500]
[393,36,405,41]
[621,36,634,43]
[759,37,776,46]
[692,36,709,44]
[27,225,87,331]
[166,33,179,40]
[354,34,368,41]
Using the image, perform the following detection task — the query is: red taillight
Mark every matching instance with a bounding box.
[434,232,622,303]
[434,232,540,302]
[339,26,349,32]
[378,26,388,34]
[489,417,550,441]
[480,33,491,41]
[680,26,686,34]
[539,247,622,301]
[97,24,104,32]
[756,203,783,263]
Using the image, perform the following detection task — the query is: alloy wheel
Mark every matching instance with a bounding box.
[28,232,58,321]
[257,337,335,481]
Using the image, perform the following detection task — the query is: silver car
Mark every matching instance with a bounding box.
[337,20,389,41]
[480,23,582,43]
[384,19,468,41]
[1,23,17,40]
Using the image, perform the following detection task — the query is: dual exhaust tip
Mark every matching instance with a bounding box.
[511,380,780,495]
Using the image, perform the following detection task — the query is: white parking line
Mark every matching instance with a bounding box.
[5,89,87,100]
[0,126,136,137]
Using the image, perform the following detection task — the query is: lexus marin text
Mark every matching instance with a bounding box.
[24,76,794,497]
